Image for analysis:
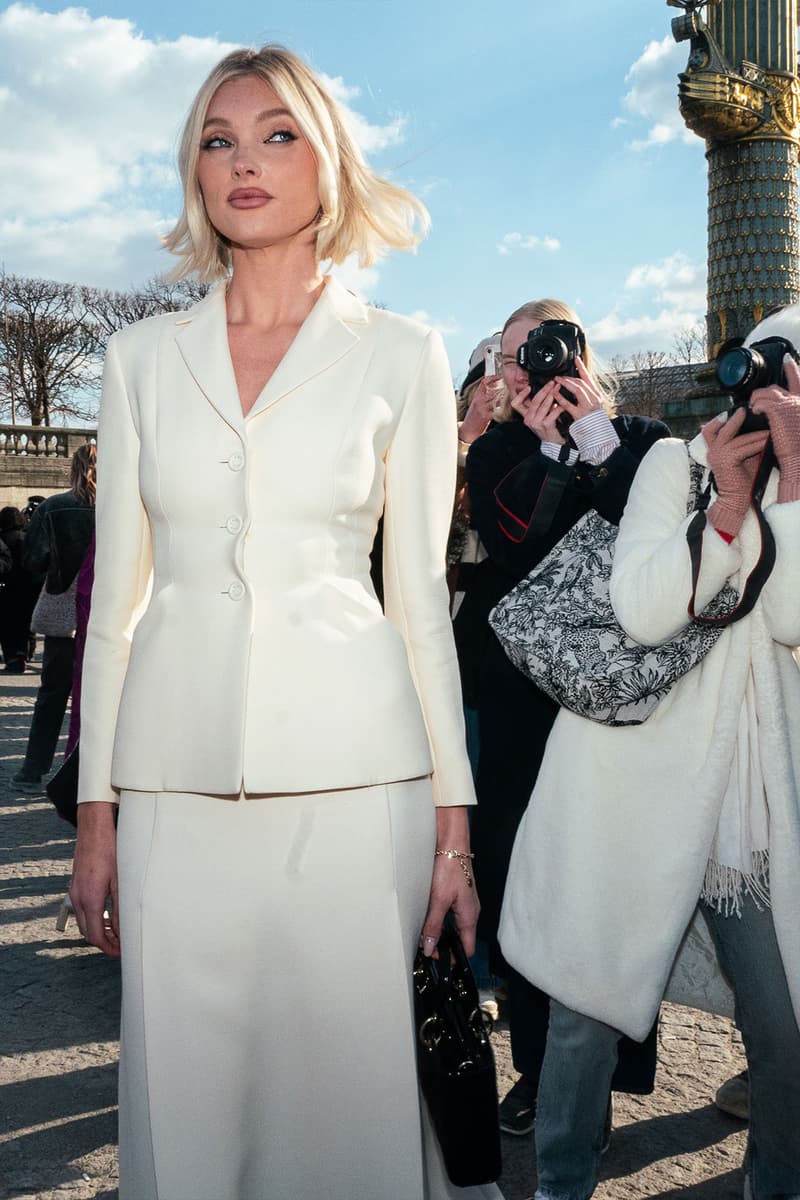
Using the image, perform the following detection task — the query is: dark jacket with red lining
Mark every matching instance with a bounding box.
[465,412,670,591]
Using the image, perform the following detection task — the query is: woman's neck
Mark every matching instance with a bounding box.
[225,242,325,331]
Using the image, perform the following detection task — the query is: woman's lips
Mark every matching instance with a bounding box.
[228,189,271,208]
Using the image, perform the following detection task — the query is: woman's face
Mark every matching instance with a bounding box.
[501,318,541,397]
[196,74,320,253]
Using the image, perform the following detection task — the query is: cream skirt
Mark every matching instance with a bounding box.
[116,779,503,1200]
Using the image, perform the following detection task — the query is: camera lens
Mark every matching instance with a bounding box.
[528,335,569,374]
[716,347,764,394]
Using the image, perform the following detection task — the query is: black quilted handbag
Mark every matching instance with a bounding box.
[413,924,501,1187]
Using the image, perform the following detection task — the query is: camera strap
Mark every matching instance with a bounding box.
[685,444,777,627]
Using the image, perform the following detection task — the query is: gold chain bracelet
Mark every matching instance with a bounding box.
[434,848,475,888]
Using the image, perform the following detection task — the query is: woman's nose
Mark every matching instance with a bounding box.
[233,153,259,177]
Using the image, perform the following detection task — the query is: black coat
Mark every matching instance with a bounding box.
[22,491,95,594]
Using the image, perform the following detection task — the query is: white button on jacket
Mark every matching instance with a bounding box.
[78,279,475,808]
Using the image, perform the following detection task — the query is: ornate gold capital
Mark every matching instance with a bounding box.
[675,14,800,147]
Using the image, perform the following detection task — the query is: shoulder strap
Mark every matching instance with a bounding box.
[685,443,776,626]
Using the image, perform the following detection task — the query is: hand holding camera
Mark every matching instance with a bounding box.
[714,336,800,504]
[702,409,770,537]
[750,356,800,501]
[513,320,604,444]
[510,379,567,443]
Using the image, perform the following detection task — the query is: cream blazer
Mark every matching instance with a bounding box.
[78,277,475,809]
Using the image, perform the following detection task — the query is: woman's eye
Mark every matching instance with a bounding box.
[266,129,297,144]
[201,135,231,150]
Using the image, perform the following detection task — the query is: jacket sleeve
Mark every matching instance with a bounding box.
[78,334,153,805]
[610,438,742,645]
[382,329,476,808]
[760,499,800,645]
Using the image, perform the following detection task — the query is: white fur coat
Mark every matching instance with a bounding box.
[499,435,800,1041]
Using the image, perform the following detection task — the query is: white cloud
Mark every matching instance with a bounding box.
[0,4,408,288]
[588,252,706,356]
[619,35,699,150]
[496,231,561,256]
[0,208,173,286]
[330,256,382,302]
[589,308,701,346]
[323,75,406,154]
[624,251,706,312]
[407,310,461,337]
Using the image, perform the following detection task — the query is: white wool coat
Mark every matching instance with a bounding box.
[499,434,800,1041]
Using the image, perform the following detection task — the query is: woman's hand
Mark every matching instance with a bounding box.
[702,407,770,537]
[551,356,605,423]
[511,358,603,444]
[459,376,500,446]
[511,380,567,444]
[750,356,800,502]
[421,806,480,957]
[70,802,120,958]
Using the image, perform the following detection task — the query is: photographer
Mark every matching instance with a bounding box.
[463,299,669,1136]
[500,305,800,1200]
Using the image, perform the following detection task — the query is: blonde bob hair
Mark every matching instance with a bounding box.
[163,45,430,281]
[493,298,616,422]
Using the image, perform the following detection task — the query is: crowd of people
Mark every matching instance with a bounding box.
[4,37,797,1200]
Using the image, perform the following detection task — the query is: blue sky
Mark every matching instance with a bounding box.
[0,0,710,383]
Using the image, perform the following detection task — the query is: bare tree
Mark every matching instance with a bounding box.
[671,322,707,364]
[81,274,211,339]
[0,273,102,426]
[0,272,214,427]
[614,349,674,419]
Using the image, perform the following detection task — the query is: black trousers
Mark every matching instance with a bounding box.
[21,635,75,776]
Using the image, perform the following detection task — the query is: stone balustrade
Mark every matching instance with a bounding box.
[0,424,97,507]
[0,424,96,459]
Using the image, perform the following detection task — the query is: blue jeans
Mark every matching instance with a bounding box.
[533,894,800,1200]
[702,897,800,1200]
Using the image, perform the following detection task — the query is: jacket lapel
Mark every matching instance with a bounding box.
[246,276,367,421]
[173,286,244,434]
[172,276,368,429]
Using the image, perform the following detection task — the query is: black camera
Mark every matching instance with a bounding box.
[715,335,798,433]
[516,320,587,438]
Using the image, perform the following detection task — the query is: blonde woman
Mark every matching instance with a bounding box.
[69,45,497,1200]
[463,300,669,1135]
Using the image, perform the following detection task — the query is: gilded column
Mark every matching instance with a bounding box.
[670,0,800,355]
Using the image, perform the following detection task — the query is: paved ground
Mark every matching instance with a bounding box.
[0,661,748,1199]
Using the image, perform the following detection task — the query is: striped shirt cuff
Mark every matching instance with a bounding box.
[571,409,620,465]
[541,441,578,466]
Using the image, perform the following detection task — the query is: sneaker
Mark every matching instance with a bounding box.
[478,989,500,1025]
[715,1070,750,1121]
[499,1074,537,1136]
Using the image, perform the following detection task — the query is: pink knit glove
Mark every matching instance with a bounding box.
[702,408,770,537]
[750,356,800,501]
